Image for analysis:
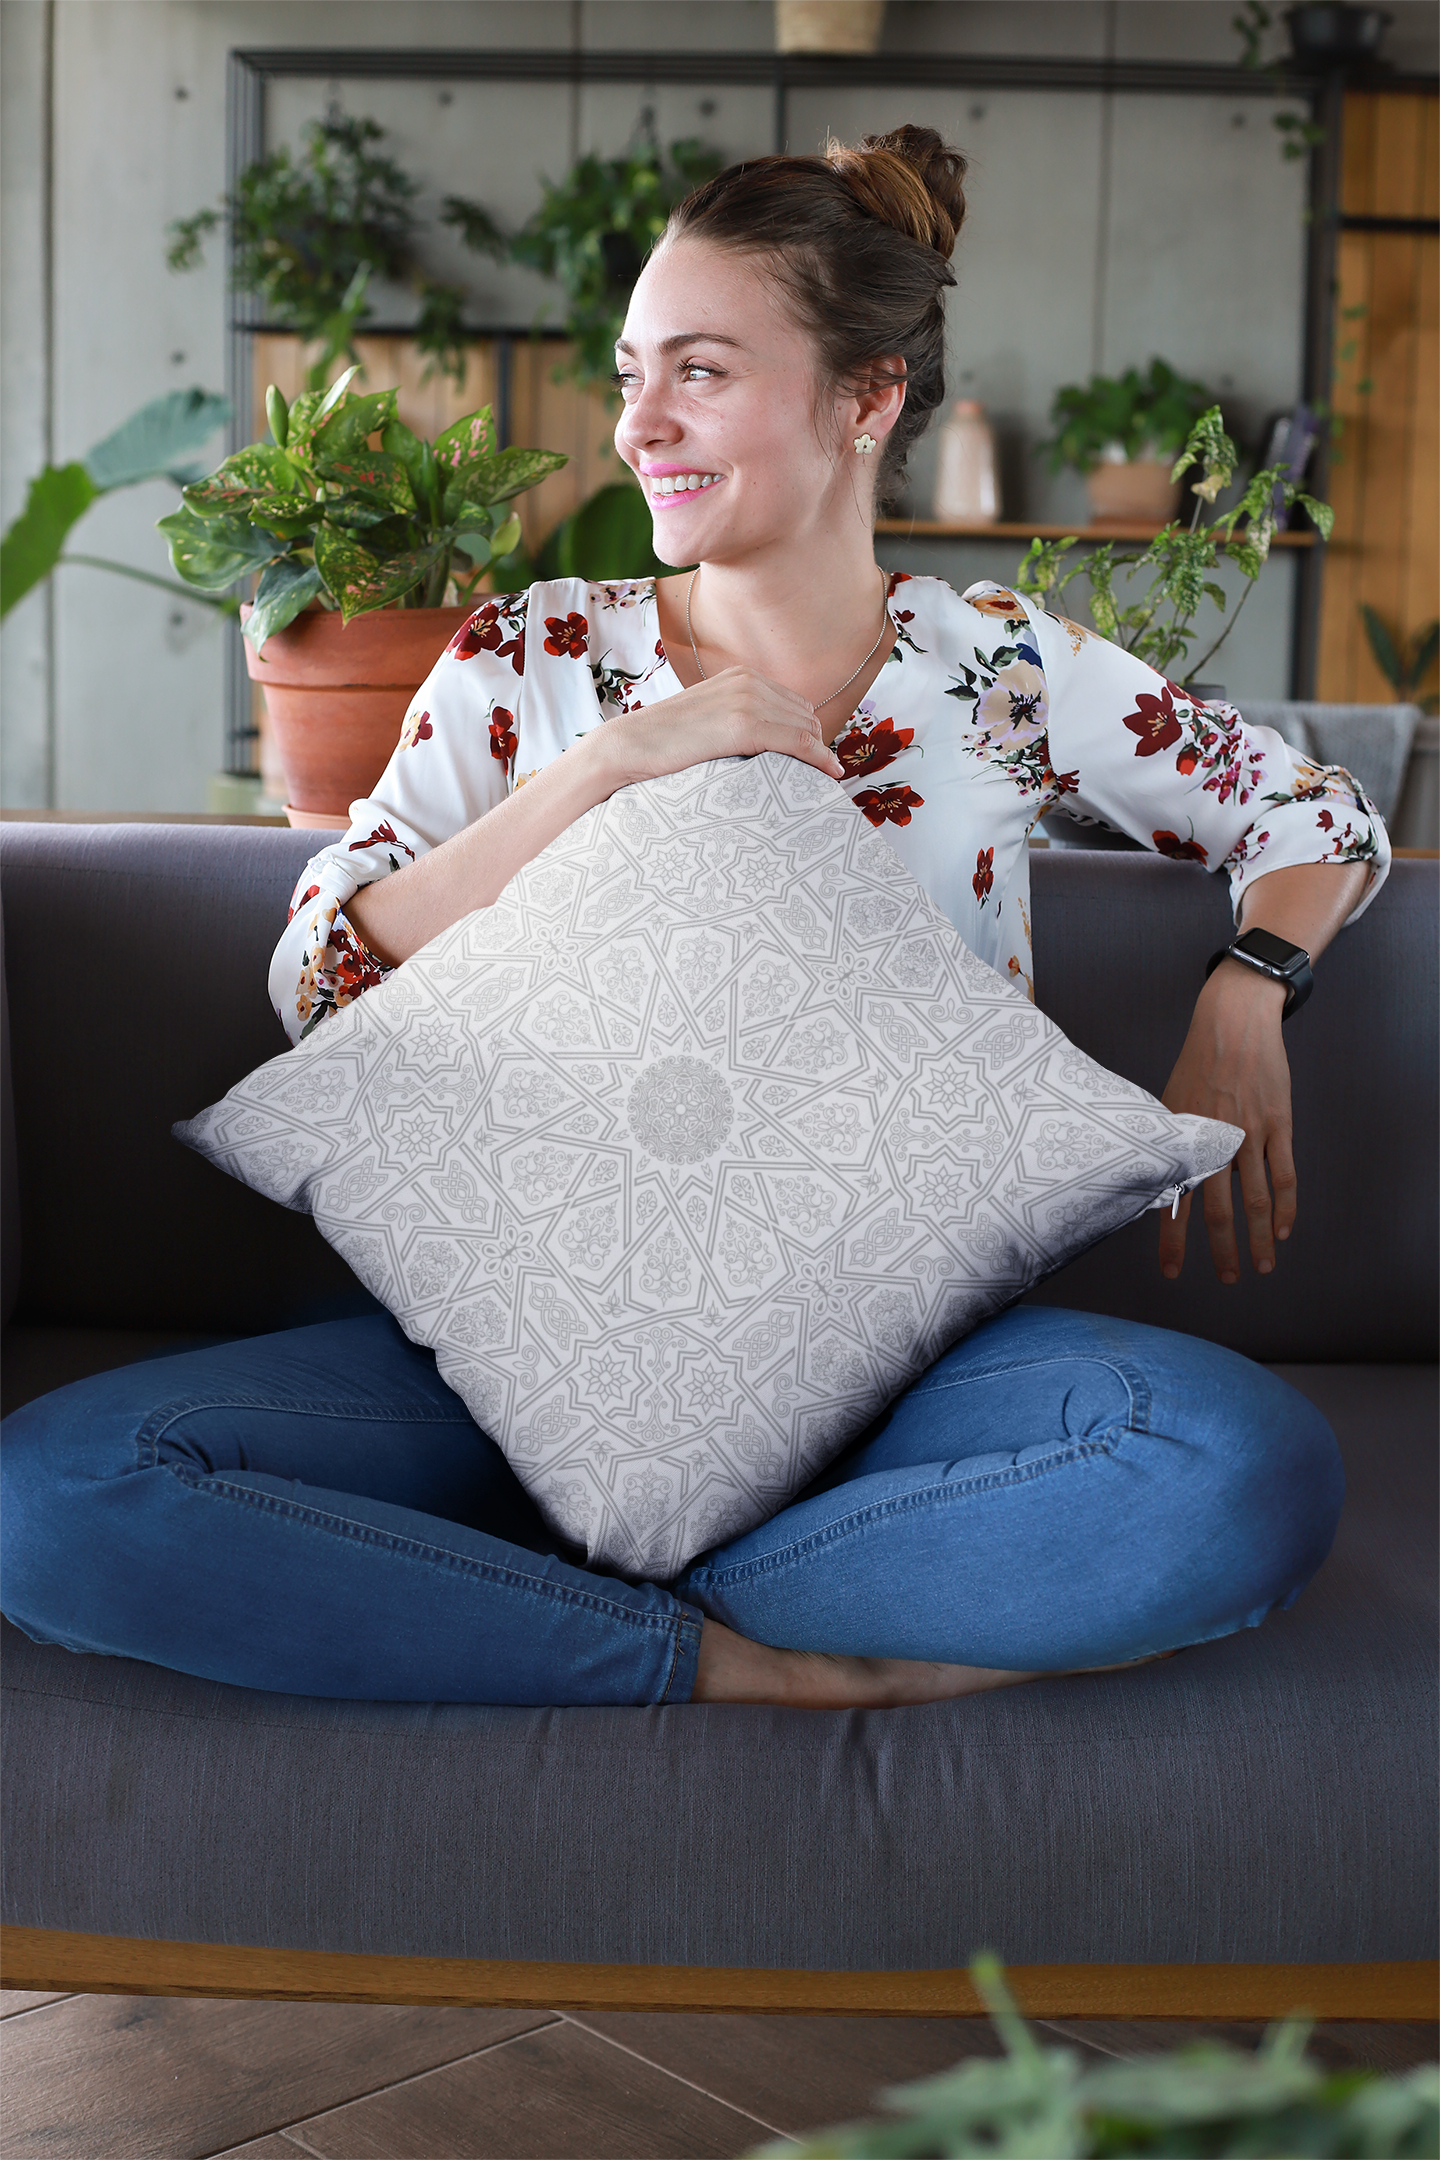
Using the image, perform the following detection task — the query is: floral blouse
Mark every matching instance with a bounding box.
[271,573,1388,1043]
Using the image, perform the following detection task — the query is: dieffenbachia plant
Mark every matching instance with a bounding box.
[159,368,566,654]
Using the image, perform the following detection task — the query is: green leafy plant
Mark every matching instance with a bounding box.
[1233,3,1330,162]
[168,116,505,389]
[1017,405,1334,685]
[509,132,723,385]
[0,388,232,618]
[751,1954,1439,2158]
[159,369,565,652]
[1361,606,1440,712]
[1042,359,1215,477]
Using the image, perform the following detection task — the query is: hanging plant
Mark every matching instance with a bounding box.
[508,131,723,386]
[167,115,505,390]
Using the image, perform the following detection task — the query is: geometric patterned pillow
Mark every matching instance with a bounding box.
[177,753,1242,1581]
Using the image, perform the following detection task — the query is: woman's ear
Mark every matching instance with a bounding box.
[848,357,907,452]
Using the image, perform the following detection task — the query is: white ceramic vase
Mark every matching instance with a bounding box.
[932,400,1000,523]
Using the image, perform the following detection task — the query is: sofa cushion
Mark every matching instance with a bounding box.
[3,1363,1433,1969]
[175,755,1239,1579]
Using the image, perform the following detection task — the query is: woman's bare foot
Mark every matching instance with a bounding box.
[691,1618,1039,1708]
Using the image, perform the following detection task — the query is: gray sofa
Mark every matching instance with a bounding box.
[2,822,1435,2015]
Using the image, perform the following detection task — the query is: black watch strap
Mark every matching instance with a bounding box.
[1205,933,1314,1020]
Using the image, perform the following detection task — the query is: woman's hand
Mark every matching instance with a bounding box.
[1158,962,1295,1284]
[595,666,846,789]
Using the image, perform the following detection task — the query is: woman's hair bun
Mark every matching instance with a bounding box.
[825,125,968,261]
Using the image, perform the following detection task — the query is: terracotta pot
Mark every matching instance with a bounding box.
[1084,459,1182,526]
[242,604,473,823]
[775,1,886,53]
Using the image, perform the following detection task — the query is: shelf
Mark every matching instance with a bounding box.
[875,519,1318,546]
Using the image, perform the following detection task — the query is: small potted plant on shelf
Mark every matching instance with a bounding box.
[160,368,565,823]
[1042,357,1215,526]
[1016,405,1332,692]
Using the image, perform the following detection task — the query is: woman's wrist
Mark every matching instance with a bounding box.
[1204,955,1290,1016]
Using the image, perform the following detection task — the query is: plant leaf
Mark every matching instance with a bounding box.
[313,526,446,621]
[451,444,568,513]
[315,450,415,513]
[183,445,302,517]
[311,386,399,462]
[431,405,498,475]
[0,462,98,615]
[1408,621,1439,689]
[157,503,278,591]
[1295,492,1334,541]
[316,364,361,420]
[83,388,230,490]
[244,553,323,654]
[1360,603,1402,689]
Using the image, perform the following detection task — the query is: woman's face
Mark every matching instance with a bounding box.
[613,236,880,566]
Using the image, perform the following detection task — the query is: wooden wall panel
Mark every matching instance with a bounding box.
[1316,93,1439,707]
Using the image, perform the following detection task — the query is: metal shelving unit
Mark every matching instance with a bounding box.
[220,43,1434,771]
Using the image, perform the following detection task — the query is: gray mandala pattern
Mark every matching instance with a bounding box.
[179,753,1242,1582]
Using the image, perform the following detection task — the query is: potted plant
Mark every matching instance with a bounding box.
[1017,405,1333,690]
[160,368,565,822]
[1042,358,1215,525]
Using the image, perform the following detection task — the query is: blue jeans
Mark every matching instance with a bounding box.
[0,1308,1343,1706]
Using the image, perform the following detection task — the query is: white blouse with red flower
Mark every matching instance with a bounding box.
[271,573,1389,1042]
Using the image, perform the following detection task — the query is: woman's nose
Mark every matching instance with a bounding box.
[620,374,682,450]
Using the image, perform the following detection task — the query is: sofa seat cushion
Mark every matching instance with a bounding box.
[2,1365,1434,1970]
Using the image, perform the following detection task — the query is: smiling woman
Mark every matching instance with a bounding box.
[0,127,1393,1719]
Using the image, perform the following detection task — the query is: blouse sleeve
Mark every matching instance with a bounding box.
[1012,592,1390,925]
[268,589,529,1044]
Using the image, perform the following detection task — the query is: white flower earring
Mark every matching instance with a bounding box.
[854,433,878,454]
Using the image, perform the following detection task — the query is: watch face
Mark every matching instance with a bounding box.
[1237,928,1303,971]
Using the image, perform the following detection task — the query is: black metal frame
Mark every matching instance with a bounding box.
[221,44,1437,770]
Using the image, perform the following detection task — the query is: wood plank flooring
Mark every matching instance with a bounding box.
[0,1992,1433,2160]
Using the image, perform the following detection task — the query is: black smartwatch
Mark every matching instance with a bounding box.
[1205,928,1314,1020]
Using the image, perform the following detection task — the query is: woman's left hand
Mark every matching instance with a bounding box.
[1158,962,1295,1283]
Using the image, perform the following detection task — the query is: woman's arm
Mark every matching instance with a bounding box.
[1157,860,1367,1283]
[348,661,842,966]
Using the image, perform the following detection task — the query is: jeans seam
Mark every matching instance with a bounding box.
[135,1398,477,1471]
[693,1432,1123,1590]
[164,1467,680,1637]
[904,1352,1153,1435]
[656,1612,692,1704]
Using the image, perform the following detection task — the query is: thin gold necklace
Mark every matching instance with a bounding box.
[685,565,891,714]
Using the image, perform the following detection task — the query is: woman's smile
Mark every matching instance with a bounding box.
[640,464,726,508]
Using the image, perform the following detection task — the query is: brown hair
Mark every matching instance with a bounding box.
[662,125,968,510]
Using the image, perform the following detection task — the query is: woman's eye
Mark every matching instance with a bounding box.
[680,362,719,382]
[613,369,640,395]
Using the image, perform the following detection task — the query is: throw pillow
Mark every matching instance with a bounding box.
[177,754,1241,1580]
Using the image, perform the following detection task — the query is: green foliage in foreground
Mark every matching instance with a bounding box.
[160,372,566,650]
[1017,406,1333,686]
[0,388,230,618]
[750,1957,1438,2159]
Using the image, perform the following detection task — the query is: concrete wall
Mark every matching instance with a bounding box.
[3,0,1436,810]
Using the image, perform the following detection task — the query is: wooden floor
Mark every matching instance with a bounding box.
[0,1991,1434,2159]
